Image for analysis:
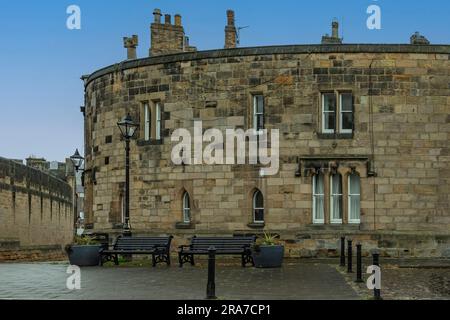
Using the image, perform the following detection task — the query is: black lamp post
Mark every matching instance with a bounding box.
[117,113,139,237]
[70,149,84,232]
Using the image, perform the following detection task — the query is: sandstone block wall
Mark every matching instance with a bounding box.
[82,45,450,257]
[0,157,73,248]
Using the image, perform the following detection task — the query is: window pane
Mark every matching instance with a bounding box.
[314,173,324,194]
[184,209,190,222]
[324,112,336,131]
[155,103,161,140]
[331,174,342,221]
[254,191,264,208]
[341,93,353,111]
[350,195,360,221]
[331,174,342,194]
[349,174,360,195]
[323,93,336,112]
[315,196,324,220]
[255,96,264,113]
[144,105,150,140]
[254,209,264,222]
[342,112,353,130]
[256,115,264,131]
[183,193,190,209]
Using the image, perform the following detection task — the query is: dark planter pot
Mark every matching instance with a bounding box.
[67,245,101,266]
[252,245,285,268]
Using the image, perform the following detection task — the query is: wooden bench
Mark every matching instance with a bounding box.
[100,236,173,267]
[178,236,256,267]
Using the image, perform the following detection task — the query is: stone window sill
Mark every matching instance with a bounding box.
[317,132,354,140]
[247,222,265,229]
[175,222,194,229]
[137,139,163,146]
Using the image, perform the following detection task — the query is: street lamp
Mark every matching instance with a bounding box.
[70,149,84,232]
[117,113,139,237]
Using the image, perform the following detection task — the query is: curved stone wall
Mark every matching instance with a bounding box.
[83,44,450,257]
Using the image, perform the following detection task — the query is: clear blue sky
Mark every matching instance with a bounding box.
[0,0,448,162]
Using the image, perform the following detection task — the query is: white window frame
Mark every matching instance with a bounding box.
[312,173,325,224]
[330,174,343,224]
[144,103,151,141]
[253,190,265,223]
[339,93,353,134]
[183,192,191,223]
[322,93,336,134]
[155,102,161,140]
[253,95,264,135]
[348,174,361,224]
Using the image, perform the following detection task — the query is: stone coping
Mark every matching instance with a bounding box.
[85,44,450,87]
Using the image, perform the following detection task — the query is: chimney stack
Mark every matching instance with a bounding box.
[321,19,343,44]
[150,9,196,56]
[225,10,237,49]
[123,35,138,60]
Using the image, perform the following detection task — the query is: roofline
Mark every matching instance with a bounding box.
[84,44,450,87]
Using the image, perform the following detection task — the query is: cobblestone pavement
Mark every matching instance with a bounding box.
[339,258,450,300]
[0,260,358,300]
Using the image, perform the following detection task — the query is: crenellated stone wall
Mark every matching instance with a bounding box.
[0,157,73,253]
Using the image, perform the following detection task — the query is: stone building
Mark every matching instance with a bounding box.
[81,9,450,257]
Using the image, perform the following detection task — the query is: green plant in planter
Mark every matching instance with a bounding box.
[65,236,99,254]
[252,232,284,268]
[253,232,280,252]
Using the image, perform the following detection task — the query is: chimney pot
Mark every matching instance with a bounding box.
[227,10,235,26]
[153,8,162,24]
[174,14,182,26]
[332,20,339,38]
[165,14,172,25]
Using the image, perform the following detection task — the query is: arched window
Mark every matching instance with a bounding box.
[330,173,343,224]
[253,190,264,223]
[348,173,361,224]
[183,192,191,223]
[313,173,325,224]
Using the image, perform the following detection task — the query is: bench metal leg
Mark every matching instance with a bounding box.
[152,254,157,267]
[114,254,119,266]
[178,253,183,268]
[179,253,195,267]
[166,254,171,266]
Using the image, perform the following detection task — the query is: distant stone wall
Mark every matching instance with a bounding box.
[0,157,73,249]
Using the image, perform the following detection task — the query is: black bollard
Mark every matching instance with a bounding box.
[340,237,346,267]
[347,239,353,273]
[206,246,217,300]
[372,252,382,300]
[355,243,363,283]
